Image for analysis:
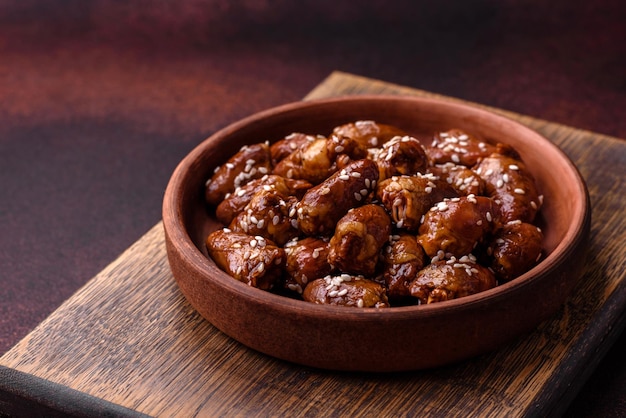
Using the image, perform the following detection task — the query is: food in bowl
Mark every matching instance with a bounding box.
[163,96,590,371]
[203,120,544,307]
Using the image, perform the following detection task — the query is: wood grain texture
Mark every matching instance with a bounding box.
[1,72,625,417]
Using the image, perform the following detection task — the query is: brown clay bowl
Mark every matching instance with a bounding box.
[162,95,590,372]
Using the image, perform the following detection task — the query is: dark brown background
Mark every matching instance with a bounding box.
[1,1,624,416]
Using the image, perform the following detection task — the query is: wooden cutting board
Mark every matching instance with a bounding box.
[1,72,625,417]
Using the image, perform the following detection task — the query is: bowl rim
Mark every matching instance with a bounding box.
[163,94,590,320]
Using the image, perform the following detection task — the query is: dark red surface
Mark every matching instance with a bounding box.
[0,0,624,416]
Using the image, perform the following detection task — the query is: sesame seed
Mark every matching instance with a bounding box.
[226,163,235,169]
[272,215,280,225]
[351,172,362,178]
[364,179,371,188]
[335,145,345,153]
[530,201,537,210]
[496,179,504,188]
[357,299,364,308]
[425,186,432,194]
[319,187,330,195]
[509,164,519,170]
[486,212,493,222]
[360,188,368,196]
[502,173,509,183]
[339,174,350,181]
[223,228,232,233]
[451,154,460,163]
[514,188,526,195]
[337,289,348,297]
[354,192,362,201]
[250,239,257,248]
[256,219,265,229]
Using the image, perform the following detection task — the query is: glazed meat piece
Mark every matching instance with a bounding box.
[382,234,428,299]
[273,132,370,185]
[328,204,391,276]
[270,132,316,165]
[417,195,499,258]
[376,173,457,231]
[374,135,429,181]
[297,159,379,236]
[426,129,496,167]
[228,188,299,246]
[273,136,334,184]
[284,237,333,294]
[326,133,369,162]
[206,229,285,290]
[489,222,543,282]
[205,142,272,206]
[215,175,312,225]
[409,259,497,304]
[429,163,485,196]
[302,274,389,308]
[332,120,407,149]
[473,153,542,223]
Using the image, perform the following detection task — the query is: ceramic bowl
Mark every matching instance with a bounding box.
[162,95,590,372]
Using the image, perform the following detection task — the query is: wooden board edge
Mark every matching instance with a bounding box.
[0,365,150,418]
[535,280,626,417]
